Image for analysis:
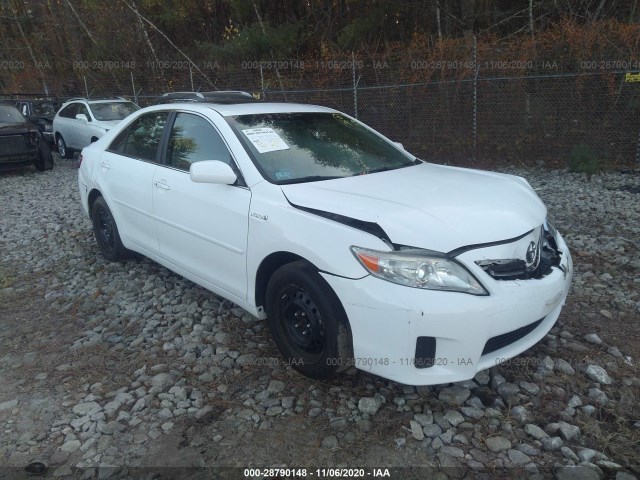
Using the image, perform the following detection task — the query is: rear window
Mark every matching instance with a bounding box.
[89,102,139,121]
[32,102,58,116]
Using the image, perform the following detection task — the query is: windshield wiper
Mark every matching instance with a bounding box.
[277,175,345,185]
[358,162,417,175]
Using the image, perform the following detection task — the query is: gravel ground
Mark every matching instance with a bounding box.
[0,159,639,480]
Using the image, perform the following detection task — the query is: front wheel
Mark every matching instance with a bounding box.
[265,261,352,380]
[35,141,54,171]
[91,196,128,261]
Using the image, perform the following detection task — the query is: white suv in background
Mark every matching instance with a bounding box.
[53,98,139,158]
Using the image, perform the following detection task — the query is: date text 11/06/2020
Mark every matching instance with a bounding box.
[247,356,585,369]
[246,356,475,368]
[243,468,391,478]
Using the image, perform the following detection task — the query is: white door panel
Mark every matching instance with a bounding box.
[153,168,250,299]
[100,152,159,253]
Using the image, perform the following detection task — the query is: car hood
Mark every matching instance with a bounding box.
[96,119,124,129]
[280,163,546,253]
[0,123,37,135]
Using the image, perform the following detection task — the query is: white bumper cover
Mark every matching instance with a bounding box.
[323,234,573,386]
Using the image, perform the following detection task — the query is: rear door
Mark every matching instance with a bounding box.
[56,103,78,145]
[152,111,251,300]
[98,111,169,254]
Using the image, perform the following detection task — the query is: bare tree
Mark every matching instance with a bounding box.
[122,0,214,90]
[64,0,97,45]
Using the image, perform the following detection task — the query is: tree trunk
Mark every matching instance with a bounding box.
[460,0,474,37]
[436,0,442,40]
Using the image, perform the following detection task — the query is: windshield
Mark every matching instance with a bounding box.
[89,102,139,121]
[0,105,26,125]
[32,102,58,116]
[227,112,415,184]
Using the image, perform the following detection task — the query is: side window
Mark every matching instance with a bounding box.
[166,113,231,171]
[108,112,168,162]
[77,104,91,121]
[59,104,78,118]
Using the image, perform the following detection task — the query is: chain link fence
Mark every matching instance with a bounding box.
[4,57,640,167]
[263,69,640,168]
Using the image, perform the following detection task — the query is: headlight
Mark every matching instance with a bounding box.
[351,247,488,295]
[44,124,52,132]
[27,131,41,148]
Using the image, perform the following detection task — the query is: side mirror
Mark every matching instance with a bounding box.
[75,113,88,122]
[392,141,404,150]
[190,160,237,185]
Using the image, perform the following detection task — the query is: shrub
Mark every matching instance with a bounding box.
[568,144,601,177]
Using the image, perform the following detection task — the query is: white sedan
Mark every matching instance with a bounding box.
[77,94,572,385]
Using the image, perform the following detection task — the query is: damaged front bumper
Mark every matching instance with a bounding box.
[321,232,572,386]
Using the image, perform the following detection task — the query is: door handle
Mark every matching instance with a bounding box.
[154,181,170,191]
[100,161,110,169]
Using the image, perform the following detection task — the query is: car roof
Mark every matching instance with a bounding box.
[87,99,135,104]
[154,91,257,105]
[143,102,338,117]
[62,98,134,105]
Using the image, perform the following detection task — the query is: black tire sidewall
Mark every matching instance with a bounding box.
[91,197,126,262]
[36,142,53,171]
[266,262,348,380]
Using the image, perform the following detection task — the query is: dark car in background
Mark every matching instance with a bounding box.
[12,97,60,148]
[0,105,54,171]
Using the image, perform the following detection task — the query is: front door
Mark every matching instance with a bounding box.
[152,112,251,300]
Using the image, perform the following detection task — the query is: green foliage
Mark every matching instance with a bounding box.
[198,22,301,61]
[569,144,601,176]
[228,0,256,23]
[337,7,386,50]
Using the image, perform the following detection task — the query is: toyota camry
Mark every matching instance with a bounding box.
[77,91,572,385]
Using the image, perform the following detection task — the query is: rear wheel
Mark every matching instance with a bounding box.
[265,261,351,380]
[91,196,127,261]
[56,135,73,159]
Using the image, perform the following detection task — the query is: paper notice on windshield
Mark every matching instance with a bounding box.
[243,128,289,153]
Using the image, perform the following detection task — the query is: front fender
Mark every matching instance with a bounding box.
[246,183,390,307]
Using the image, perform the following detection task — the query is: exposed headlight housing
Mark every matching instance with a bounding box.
[27,131,41,148]
[543,217,560,250]
[543,217,558,239]
[351,247,488,295]
[44,124,53,132]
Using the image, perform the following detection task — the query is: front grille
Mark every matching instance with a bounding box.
[477,233,561,281]
[0,135,27,155]
[482,318,544,356]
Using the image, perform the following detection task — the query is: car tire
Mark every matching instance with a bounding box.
[35,141,54,171]
[91,196,128,262]
[265,260,352,380]
[56,135,73,159]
